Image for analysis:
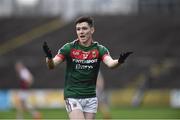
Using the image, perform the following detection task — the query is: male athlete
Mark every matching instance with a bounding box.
[15,61,41,119]
[43,16,133,119]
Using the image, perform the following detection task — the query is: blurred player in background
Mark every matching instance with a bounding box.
[96,71,111,119]
[14,61,41,119]
[132,59,175,107]
[43,16,133,119]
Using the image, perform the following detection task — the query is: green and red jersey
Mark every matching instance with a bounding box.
[56,40,109,98]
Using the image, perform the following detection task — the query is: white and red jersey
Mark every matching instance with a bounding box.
[18,68,33,89]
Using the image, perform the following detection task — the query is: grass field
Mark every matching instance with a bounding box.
[0,107,180,119]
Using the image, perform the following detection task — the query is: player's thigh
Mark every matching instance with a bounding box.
[84,97,98,113]
[65,98,85,119]
[65,98,83,112]
[84,112,96,120]
[69,109,85,119]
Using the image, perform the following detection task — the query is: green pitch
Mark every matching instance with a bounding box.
[0,107,180,119]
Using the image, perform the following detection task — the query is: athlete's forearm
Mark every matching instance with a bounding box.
[103,56,121,69]
[46,56,64,69]
[46,58,55,69]
[107,59,121,69]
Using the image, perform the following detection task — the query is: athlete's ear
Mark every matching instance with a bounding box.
[91,27,95,34]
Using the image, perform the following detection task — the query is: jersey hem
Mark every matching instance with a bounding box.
[64,94,96,99]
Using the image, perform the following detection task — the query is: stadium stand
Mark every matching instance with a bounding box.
[0,17,56,43]
[0,15,179,89]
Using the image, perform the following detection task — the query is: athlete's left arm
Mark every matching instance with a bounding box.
[103,52,133,69]
[103,55,120,69]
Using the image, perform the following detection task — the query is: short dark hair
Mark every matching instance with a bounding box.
[75,16,94,27]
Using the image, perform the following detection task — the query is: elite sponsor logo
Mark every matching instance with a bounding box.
[70,49,99,70]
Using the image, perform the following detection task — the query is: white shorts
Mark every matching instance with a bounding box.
[65,97,98,113]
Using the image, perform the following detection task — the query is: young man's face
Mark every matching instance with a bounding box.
[76,22,94,44]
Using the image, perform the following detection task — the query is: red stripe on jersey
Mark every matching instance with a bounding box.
[102,54,109,61]
[55,54,65,60]
[70,49,99,60]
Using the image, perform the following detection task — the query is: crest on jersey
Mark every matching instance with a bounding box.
[72,51,80,56]
[92,51,97,58]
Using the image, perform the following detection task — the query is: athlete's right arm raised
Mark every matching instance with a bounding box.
[43,42,63,69]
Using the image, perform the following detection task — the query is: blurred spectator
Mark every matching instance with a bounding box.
[132,58,175,107]
[14,61,41,119]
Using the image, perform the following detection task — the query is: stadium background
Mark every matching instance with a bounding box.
[0,0,180,119]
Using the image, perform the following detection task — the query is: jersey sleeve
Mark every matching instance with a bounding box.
[57,43,71,60]
[98,45,110,61]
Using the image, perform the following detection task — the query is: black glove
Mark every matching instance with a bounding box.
[118,52,133,63]
[42,42,52,59]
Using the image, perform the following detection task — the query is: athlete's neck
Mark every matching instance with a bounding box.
[79,39,93,47]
